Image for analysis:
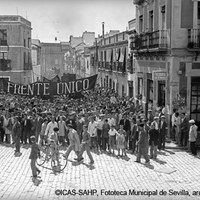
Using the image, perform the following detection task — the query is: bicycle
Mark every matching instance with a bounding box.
[36,143,67,173]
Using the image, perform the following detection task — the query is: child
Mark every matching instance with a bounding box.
[48,127,60,171]
[116,125,126,157]
[149,122,158,159]
[108,125,118,154]
[12,116,22,157]
[29,136,41,180]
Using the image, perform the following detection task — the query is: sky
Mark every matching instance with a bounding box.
[0,0,135,42]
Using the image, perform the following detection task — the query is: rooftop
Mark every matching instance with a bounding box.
[0,15,31,27]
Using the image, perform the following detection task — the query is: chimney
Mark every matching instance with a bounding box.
[102,22,105,39]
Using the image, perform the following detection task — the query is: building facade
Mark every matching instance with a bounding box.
[127,19,136,98]
[70,31,95,78]
[98,31,128,97]
[40,42,72,80]
[31,39,41,82]
[0,15,32,88]
[131,0,200,128]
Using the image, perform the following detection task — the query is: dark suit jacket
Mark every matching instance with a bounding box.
[34,117,44,134]
[180,118,189,133]
[149,129,158,145]
[21,118,32,133]
[131,124,139,141]
[159,121,168,136]
[137,129,149,148]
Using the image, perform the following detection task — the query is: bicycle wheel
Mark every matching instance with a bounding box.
[36,147,46,166]
[51,152,67,172]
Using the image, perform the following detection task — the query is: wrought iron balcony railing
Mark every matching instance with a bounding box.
[130,30,168,52]
[0,40,7,46]
[0,59,11,71]
[188,29,200,49]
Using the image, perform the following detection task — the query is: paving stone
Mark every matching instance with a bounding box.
[1,144,200,200]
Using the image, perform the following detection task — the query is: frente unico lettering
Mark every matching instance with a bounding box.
[6,76,94,96]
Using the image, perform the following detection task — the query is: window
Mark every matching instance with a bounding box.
[104,51,107,62]
[24,39,26,47]
[161,6,166,30]
[139,15,143,33]
[0,52,7,59]
[0,30,7,45]
[28,37,30,48]
[149,11,154,32]
[0,52,9,71]
[122,84,125,97]
[138,78,143,95]
[24,52,26,68]
[198,2,200,19]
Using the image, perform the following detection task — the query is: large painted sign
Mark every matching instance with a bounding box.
[3,74,98,97]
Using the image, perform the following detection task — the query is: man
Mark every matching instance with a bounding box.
[158,115,168,150]
[180,113,189,147]
[188,119,198,156]
[21,113,32,144]
[34,113,44,143]
[76,115,83,143]
[96,114,104,151]
[130,117,138,154]
[136,122,150,164]
[102,119,110,151]
[119,114,131,150]
[45,116,58,137]
[88,116,98,150]
[13,116,22,156]
[151,117,160,151]
[66,111,77,130]
[171,108,177,140]
[63,124,81,160]
[147,109,154,125]
[77,125,94,164]
[0,109,5,143]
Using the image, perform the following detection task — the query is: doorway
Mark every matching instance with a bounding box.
[158,81,165,107]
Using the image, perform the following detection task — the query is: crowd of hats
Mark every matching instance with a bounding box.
[0,88,138,119]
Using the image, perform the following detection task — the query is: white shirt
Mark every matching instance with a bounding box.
[88,121,97,137]
[108,118,116,127]
[108,128,118,136]
[45,121,58,136]
[171,113,176,127]
[189,125,198,142]
[96,119,104,130]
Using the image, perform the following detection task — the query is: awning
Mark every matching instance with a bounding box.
[107,49,111,62]
[110,49,113,62]
[107,49,113,62]
[116,48,120,61]
[113,48,116,62]
[119,47,126,63]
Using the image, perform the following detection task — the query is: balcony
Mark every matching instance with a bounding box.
[127,58,134,74]
[0,40,7,46]
[188,29,200,50]
[0,59,11,71]
[130,30,168,52]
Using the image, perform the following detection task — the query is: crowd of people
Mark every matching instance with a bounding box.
[0,86,198,174]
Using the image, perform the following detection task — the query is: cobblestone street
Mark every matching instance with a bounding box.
[1,144,200,200]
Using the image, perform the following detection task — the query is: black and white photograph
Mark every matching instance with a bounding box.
[0,0,200,199]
